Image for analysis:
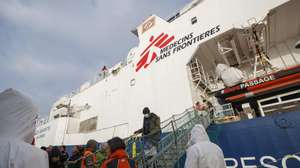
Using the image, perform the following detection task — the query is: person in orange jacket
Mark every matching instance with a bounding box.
[82,139,98,168]
[101,137,136,168]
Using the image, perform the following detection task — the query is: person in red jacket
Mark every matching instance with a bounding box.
[101,137,136,168]
[82,139,98,168]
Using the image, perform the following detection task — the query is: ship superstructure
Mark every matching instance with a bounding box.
[35,0,300,148]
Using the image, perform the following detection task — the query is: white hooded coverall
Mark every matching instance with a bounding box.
[184,124,226,168]
[216,63,244,87]
[0,88,49,168]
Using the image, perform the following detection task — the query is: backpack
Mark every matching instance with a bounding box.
[106,157,136,168]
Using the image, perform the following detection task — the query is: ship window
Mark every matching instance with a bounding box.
[191,17,197,24]
[79,116,97,133]
[281,92,300,101]
[260,98,279,106]
[130,78,136,86]
[167,16,176,22]
[167,12,180,22]
[54,114,60,119]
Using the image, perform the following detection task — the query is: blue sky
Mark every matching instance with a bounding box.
[0,0,189,116]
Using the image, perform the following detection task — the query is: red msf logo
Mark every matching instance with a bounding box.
[136,33,174,72]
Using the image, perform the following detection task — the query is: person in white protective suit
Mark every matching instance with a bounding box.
[216,63,244,87]
[184,124,226,168]
[0,88,49,168]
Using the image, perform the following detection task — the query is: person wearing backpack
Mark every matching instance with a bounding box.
[100,137,136,168]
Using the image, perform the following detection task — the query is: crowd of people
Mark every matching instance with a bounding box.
[39,107,162,168]
[0,88,226,168]
[40,137,136,168]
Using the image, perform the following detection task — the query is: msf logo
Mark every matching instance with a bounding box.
[136,33,174,72]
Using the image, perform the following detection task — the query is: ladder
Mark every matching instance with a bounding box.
[189,59,210,92]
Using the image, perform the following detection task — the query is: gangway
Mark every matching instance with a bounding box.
[126,108,213,168]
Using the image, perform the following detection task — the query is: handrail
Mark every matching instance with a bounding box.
[126,108,194,140]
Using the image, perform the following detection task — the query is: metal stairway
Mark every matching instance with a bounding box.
[127,108,212,168]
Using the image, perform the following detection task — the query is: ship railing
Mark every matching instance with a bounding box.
[212,103,240,124]
[213,103,235,119]
[35,117,49,127]
[125,107,212,168]
[257,89,300,116]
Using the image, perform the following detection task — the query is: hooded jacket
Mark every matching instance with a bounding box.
[101,149,136,168]
[0,88,49,168]
[184,124,226,168]
[81,148,97,168]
